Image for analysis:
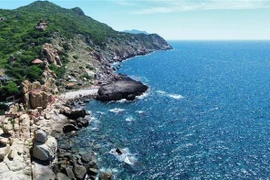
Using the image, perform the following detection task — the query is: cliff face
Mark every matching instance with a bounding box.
[102,33,171,62]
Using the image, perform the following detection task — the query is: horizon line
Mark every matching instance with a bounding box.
[166,39,270,41]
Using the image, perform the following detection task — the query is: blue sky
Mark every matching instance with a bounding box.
[2,0,270,40]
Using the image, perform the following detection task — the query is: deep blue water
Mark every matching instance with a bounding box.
[73,41,270,179]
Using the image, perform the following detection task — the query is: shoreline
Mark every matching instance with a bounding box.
[0,47,172,180]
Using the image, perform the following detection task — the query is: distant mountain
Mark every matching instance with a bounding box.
[123,29,149,35]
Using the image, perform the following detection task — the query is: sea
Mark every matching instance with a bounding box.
[72,41,270,179]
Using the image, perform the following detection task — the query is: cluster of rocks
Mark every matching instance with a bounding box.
[57,143,105,180]
[41,43,62,66]
[61,108,89,134]
[55,104,112,179]
[35,21,47,31]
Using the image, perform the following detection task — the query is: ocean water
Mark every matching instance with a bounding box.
[73,41,270,179]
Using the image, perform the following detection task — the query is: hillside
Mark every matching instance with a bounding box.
[0,1,171,100]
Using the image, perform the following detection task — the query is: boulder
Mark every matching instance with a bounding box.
[33,162,55,180]
[77,118,89,127]
[57,172,71,180]
[0,145,10,160]
[88,168,98,176]
[81,150,96,163]
[63,108,87,119]
[97,76,148,101]
[63,124,78,133]
[73,164,87,180]
[32,136,57,161]
[65,166,76,179]
[99,171,113,180]
[34,129,48,143]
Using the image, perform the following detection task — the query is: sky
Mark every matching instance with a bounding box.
[1,0,270,40]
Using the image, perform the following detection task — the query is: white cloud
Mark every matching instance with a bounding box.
[131,7,174,14]
[115,0,137,6]
[131,0,270,14]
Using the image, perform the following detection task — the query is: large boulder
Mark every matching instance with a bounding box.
[63,124,78,133]
[63,108,87,119]
[97,76,148,101]
[32,136,57,161]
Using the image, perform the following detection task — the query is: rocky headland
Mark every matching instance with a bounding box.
[0,1,172,179]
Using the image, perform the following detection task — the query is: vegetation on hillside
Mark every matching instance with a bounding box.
[0,1,169,102]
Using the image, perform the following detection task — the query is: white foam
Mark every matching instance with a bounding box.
[125,116,135,122]
[156,90,166,94]
[168,94,184,100]
[96,111,105,115]
[109,108,125,113]
[109,148,137,166]
[136,110,145,114]
[136,90,150,100]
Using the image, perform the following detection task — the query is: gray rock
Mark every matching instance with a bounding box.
[63,108,86,119]
[33,162,55,180]
[63,124,78,133]
[32,136,57,161]
[57,172,71,180]
[65,166,76,179]
[88,168,99,176]
[99,171,113,180]
[34,129,48,143]
[97,76,148,101]
[77,118,89,127]
[81,150,96,163]
[73,164,87,180]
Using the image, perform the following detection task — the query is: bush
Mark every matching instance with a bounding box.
[26,65,43,82]
[0,82,20,100]
[50,64,65,78]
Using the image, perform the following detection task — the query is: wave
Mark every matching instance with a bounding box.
[125,115,135,122]
[109,148,137,166]
[109,108,125,113]
[168,94,184,100]
[156,90,184,100]
[136,110,145,114]
[136,90,150,100]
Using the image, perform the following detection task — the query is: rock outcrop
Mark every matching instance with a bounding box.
[22,80,57,109]
[41,43,62,66]
[97,76,148,101]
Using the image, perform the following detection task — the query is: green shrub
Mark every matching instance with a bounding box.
[50,64,65,78]
[26,65,43,82]
[0,82,20,100]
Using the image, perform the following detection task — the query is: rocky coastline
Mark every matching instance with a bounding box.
[0,36,171,180]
